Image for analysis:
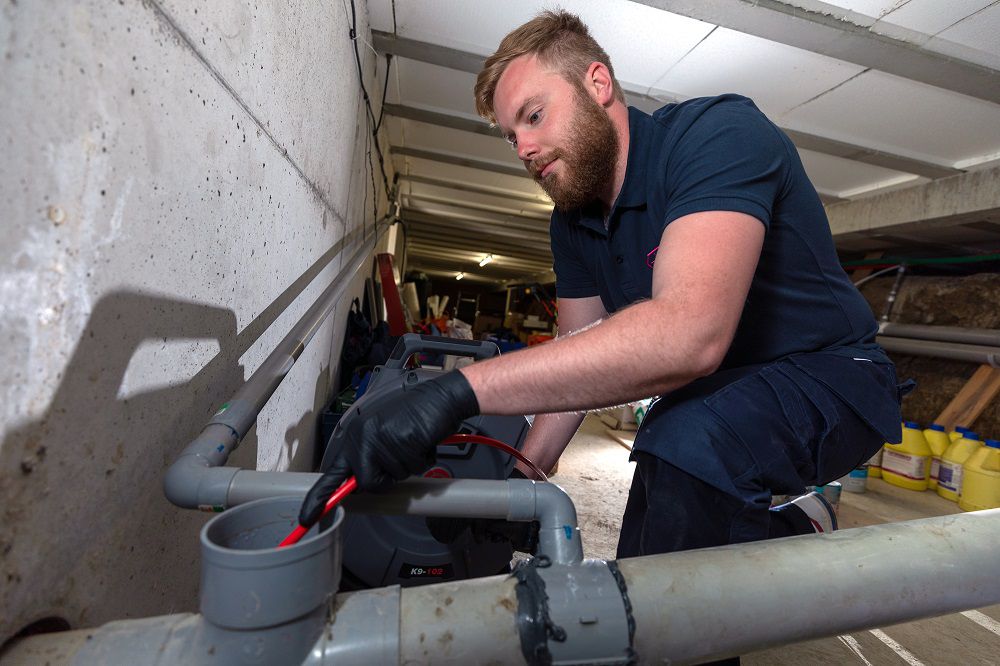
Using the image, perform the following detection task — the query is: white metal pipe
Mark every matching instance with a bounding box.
[879,322,1000,347]
[619,509,1000,664]
[8,510,999,665]
[398,575,523,664]
[876,335,1000,367]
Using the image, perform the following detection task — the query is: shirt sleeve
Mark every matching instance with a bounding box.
[550,215,599,299]
[663,98,790,231]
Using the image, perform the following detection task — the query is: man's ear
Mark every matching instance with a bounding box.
[586,61,616,106]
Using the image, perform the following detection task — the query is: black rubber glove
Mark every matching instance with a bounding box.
[298,370,480,528]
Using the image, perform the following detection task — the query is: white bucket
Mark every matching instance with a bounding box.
[841,466,868,493]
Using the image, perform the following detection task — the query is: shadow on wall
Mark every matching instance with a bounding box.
[0,226,362,642]
[0,291,252,642]
[284,361,331,473]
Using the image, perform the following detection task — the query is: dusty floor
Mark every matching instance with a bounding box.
[551,414,1000,665]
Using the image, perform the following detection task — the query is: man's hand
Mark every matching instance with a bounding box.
[298,370,480,528]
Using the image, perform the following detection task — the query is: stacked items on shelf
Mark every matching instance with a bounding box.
[853,422,1000,511]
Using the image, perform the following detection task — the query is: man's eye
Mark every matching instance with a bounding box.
[506,136,518,149]
[528,110,541,124]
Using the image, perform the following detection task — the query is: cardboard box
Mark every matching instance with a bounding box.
[472,314,504,336]
[598,406,638,431]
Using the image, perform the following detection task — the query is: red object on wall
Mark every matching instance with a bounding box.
[423,466,453,479]
[376,252,407,336]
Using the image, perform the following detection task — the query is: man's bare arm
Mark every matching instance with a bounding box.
[462,211,765,415]
[514,295,607,478]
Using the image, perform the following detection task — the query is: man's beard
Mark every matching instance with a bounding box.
[529,88,619,212]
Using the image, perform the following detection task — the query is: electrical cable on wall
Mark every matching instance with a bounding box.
[347,0,391,227]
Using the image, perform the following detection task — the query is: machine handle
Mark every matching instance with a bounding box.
[384,333,500,369]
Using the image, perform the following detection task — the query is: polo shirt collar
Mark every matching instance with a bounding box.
[613,106,653,210]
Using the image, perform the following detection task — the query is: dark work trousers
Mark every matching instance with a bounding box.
[616,353,902,664]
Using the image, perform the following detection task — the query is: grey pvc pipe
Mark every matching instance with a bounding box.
[337,478,583,565]
[10,510,1000,665]
[877,335,1000,367]
[227,475,584,565]
[164,219,391,510]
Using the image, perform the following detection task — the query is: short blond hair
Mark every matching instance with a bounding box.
[474,10,626,124]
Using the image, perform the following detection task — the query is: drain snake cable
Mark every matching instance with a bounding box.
[278,434,547,547]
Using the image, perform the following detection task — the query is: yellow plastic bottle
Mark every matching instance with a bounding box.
[949,425,971,442]
[881,421,931,491]
[923,423,951,490]
[958,438,1000,511]
[937,432,983,502]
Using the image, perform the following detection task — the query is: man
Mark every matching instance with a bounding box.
[301,11,904,559]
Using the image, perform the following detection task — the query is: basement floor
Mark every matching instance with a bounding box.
[550,414,1000,665]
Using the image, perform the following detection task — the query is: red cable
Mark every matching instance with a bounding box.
[277,476,358,547]
[441,434,548,482]
[277,434,545,548]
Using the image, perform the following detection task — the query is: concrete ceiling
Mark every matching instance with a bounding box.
[368,0,1000,285]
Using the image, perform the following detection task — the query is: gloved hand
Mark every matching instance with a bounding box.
[298,370,480,528]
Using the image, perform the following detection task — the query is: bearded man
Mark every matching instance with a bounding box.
[301,11,904,573]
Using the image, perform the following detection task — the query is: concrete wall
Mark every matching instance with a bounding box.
[0,0,391,642]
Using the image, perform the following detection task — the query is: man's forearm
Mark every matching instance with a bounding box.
[517,411,587,479]
[461,299,722,415]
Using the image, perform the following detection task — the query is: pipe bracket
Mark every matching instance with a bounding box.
[606,560,637,663]
[513,557,635,666]
[513,555,565,666]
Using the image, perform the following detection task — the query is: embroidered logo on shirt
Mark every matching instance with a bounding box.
[646,246,659,269]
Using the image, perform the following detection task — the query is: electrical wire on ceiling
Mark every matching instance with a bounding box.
[346,0,393,224]
[853,264,902,289]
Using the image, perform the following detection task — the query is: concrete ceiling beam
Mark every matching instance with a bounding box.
[826,165,1000,237]
[633,0,1000,105]
[405,233,553,262]
[391,145,528,180]
[407,244,552,270]
[398,174,550,206]
[401,200,550,233]
[403,192,551,221]
[385,97,959,182]
[403,213,553,253]
[372,31,667,108]
[783,129,961,180]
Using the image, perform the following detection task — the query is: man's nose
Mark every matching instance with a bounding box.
[517,137,539,163]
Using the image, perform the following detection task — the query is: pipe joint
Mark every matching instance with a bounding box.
[531,482,583,565]
[206,398,258,440]
[163,455,239,510]
[513,557,634,665]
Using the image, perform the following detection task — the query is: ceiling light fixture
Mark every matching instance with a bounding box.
[478,254,494,267]
[455,272,465,281]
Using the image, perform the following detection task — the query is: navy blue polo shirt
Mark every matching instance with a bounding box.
[550,94,884,371]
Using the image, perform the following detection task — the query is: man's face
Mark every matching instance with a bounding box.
[494,55,618,211]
